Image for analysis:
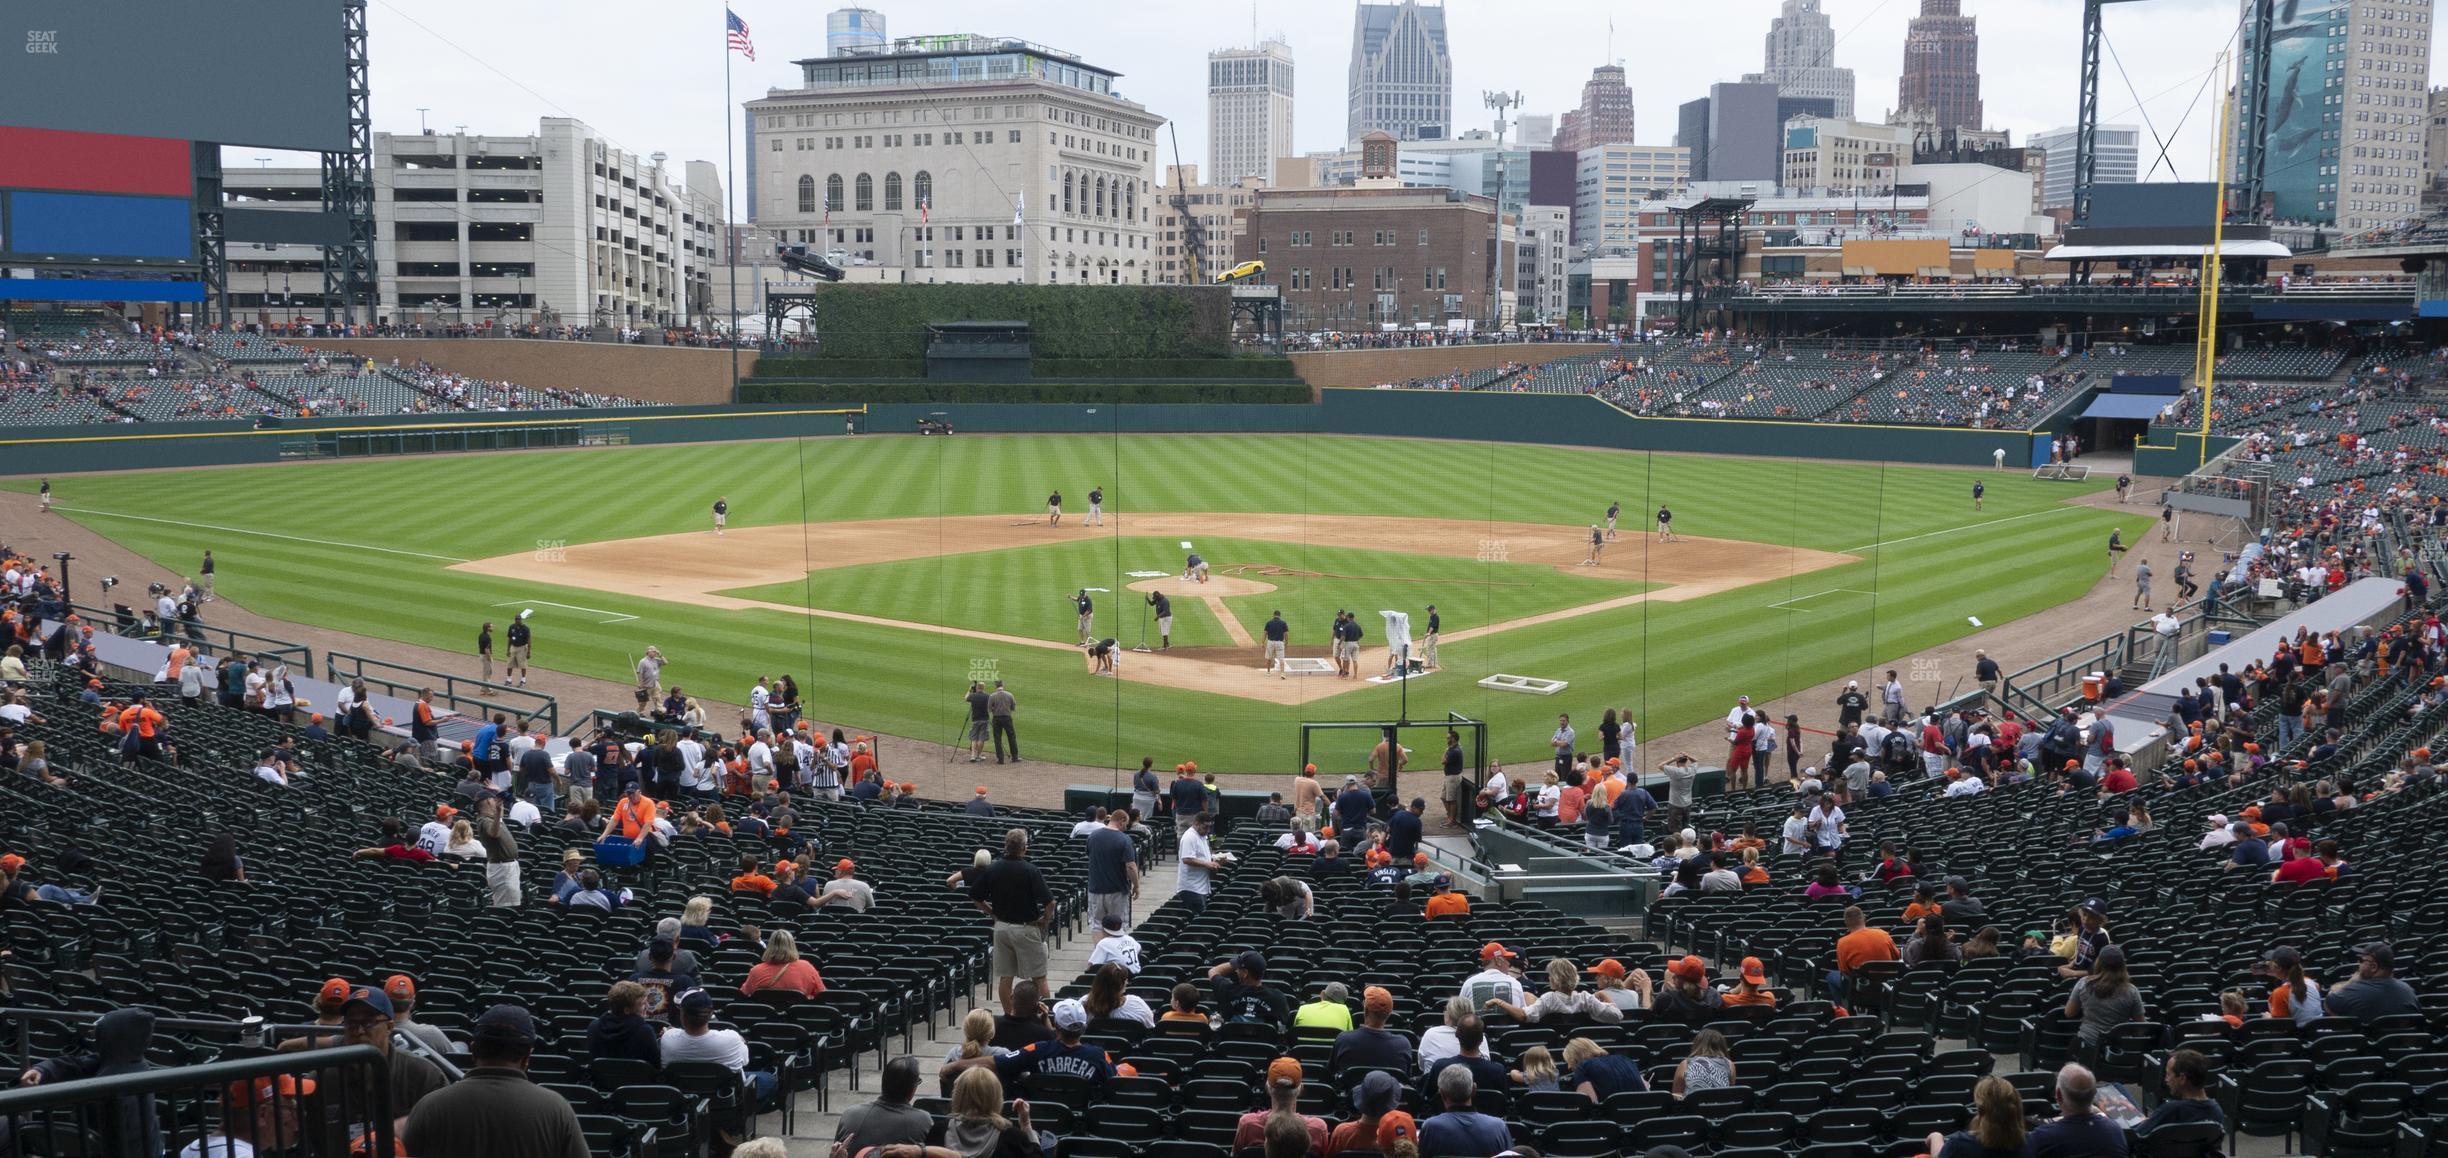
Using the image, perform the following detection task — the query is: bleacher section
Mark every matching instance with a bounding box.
[1672,352,1895,420]
[2215,346,2350,382]
[0,386,121,425]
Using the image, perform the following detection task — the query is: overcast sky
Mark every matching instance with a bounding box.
[280,0,2441,214]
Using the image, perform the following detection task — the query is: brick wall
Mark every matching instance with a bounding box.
[305,339,760,406]
[1289,342,1615,388]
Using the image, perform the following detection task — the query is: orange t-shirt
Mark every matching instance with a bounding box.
[731,872,777,896]
[611,796,658,839]
[1901,901,1941,922]
[1835,927,1899,976]
[165,646,192,679]
[1424,893,1472,919]
[1590,774,1624,808]
[1741,866,1770,885]
[1557,784,1587,823]
[1721,988,1778,1008]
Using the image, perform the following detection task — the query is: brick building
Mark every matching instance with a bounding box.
[1235,135,1497,331]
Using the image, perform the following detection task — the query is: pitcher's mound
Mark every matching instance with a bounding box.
[1127,574,1277,598]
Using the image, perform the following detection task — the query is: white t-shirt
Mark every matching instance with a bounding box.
[746,742,774,775]
[1071,820,1103,839]
[1809,804,1847,848]
[676,738,705,773]
[0,703,29,725]
[1780,815,1811,856]
[508,799,543,826]
[416,821,452,856]
[1482,770,1509,803]
[1459,968,1525,1009]
[659,1026,749,1070]
[1416,1026,1460,1072]
[1944,777,1986,797]
[1177,828,1214,896]
[1087,994,1155,1027]
[1088,933,1143,973]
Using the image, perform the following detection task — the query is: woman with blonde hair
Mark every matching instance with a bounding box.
[442,819,483,859]
[741,928,826,997]
[677,896,719,951]
[1927,1074,2027,1157]
[1513,1045,1559,1091]
[1672,1028,1734,1096]
[923,1067,1040,1158]
[1484,958,1627,1024]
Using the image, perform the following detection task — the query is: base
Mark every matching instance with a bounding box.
[1478,673,1569,695]
[1277,657,1336,677]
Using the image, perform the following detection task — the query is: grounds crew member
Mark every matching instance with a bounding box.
[1073,589,1095,645]
[988,679,1020,764]
[505,610,533,688]
[1263,610,1289,675]
[1422,604,1440,667]
[1148,589,1174,651]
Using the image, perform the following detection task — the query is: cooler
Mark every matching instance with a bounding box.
[2080,672,2105,701]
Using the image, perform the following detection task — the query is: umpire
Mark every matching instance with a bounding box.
[988,680,1019,764]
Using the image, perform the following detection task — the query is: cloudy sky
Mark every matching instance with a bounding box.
[310,0,2439,213]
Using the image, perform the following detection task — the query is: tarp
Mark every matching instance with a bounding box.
[2081,394,2178,420]
[1840,239,1950,277]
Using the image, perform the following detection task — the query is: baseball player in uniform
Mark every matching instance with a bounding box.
[1263,610,1288,675]
[1604,502,1620,540]
[1422,604,1440,668]
[505,610,533,688]
[1583,524,1604,566]
[1073,588,1094,645]
[1183,553,1209,583]
[1656,505,1676,543]
[712,497,728,534]
[1147,589,1173,650]
[1087,486,1104,527]
[1047,489,1063,527]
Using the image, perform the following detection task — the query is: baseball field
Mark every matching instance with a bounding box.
[9,433,2153,772]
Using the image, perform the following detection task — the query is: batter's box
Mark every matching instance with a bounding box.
[1479,673,1569,695]
[1279,657,1336,677]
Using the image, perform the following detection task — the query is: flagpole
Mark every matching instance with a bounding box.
[724,9,741,402]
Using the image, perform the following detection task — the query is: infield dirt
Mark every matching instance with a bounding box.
[452,513,1855,705]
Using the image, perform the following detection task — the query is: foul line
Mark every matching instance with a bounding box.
[54,507,468,563]
[491,599,639,625]
[1766,587,1879,612]
[1841,505,2090,554]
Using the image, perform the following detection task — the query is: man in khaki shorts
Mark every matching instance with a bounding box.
[971,827,1054,1006]
[1262,610,1288,676]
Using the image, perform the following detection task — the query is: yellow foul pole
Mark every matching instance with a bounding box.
[2195,50,2237,468]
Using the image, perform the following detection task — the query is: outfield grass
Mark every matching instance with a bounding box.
[12,434,2153,774]
[720,536,1646,648]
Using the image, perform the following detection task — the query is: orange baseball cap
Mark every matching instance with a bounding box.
[226,1073,314,1108]
[1479,942,1518,961]
[434,804,457,819]
[1319,826,1335,838]
[1303,763,1318,774]
[1185,761,1197,772]
[773,860,796,875]
[0,854,22,874]
[1412,852,1430,866]
[1363,986,1394,1014]
[975,785,989,794]
[1739,957,1768,986]
[1669,955,1708,982]
[1376,1112,1417,1149]
[317,977,351,1005]
[1266,1056,1304,1088]
[882,780,898,791]
[1115,1062,1139,1078]
[1591,958,1627,978]
[383,975,416,1002]
[835,858,856,873]
[1365,849,1392,867]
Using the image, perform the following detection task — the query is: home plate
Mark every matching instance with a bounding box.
[1479,673,1569,695]
[1279,657,1336,676]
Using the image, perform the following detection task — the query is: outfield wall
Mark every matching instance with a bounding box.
[4,391,2051,475]
[1287,343,1616,388]
[296,339,759,406]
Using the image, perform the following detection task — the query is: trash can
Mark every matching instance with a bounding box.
[2080,672,2105,701]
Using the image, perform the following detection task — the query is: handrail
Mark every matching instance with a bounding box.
[0,1044,392,1158]
[68,600,312,669]
[324,649,557,735]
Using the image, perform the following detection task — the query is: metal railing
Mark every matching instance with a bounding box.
[69,601,312,669]
[323,649,557,735]
[0,1018,391,1158]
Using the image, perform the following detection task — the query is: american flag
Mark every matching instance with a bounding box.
[726,9,755,61]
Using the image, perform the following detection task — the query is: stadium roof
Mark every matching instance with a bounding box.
[2042,240,2291,262]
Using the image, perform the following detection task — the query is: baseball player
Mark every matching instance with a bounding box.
[712,497,729,534]
[1087,485,1104,527]
[1263,609,1288,676]
[1422,604,1441,668]
[505,610,533,688]
[1971,481,1984,512]
[1656,505,1676,543]
[1073,588,1095,645]
[1047,489,1063,527]
[1147,589,1173,651]
[1604,501,1620,540]
[1184,552,1209,583]
[1583,524,1605,566]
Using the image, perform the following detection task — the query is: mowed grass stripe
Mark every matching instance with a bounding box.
[13,436,2138,770]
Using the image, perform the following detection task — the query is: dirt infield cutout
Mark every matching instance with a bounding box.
[452,513,1855,705]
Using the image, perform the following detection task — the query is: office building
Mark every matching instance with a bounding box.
[1348,1,1453,143]
[220,118,723,327]
[1780,117,1908,194]
[2429,87,2447,190]
[1516,114,1555,149]
[2237,0,2432,229]
[1896,0,1983,135]
[1518,203,1570,323]
[1209,39,1296,185]
[1675,83,1783,184]
[1155,164,1261,285]
[826,8,887,57]
[1555,65,1637,152]
[2028,124,2138,211]
[1744,0,1855,118]
[1575,144,1692,252]
[747,33,1163,284]
[1236,134,1495,330]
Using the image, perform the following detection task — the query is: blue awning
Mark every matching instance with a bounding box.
[2082,393,2177,420]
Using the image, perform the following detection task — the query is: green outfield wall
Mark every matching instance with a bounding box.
[3,390,2052,476]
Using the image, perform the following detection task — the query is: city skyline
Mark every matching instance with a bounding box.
[297,0,2439,216]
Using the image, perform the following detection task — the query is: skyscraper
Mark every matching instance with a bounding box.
[2236,0,2432,229]
[1348,1,1453,143]
[1896,0,1982,135]
[2030,124,2139,211]
[1743,0,1855,118]
[1555,65,1637,152]
[1209,39,1295,185]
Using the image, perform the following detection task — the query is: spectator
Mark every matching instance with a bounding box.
[816,859,875,912]
[1415,995,1473,1073]
[990,981,1056,1051]
[660,989,777,1126]
[2027,1063,2127,1158]
[201,834,246,883]
[629,938,697,1023]
[742,929,827,998]
[939,1009,1006,1089]
[1234,1057,1330,1153]
[1327,1070,1403,1157]
[950,999,1114,1090]
[2264,945,2327,1024]
[1208,950,1290,1027]
[1084,809,1138,933]
[385,976,452,1055]
[1591,958,1651,1011]
[1651,956,1723,1024]
[2136,1048,2223,1135]
[1483,958,1626,1024]
[1458,942,1527,1007]
[586,981,661,1070]
[1175,811,1226,912]
[925,1068,1041,1158]
[399,1004,587,1158]
[1159,983,1210,1028]
[973,828,1054,1009]
[1927,1074,2029,1158]
[2065,946,2144,1054]
[1081,963,1154,1028]
[1671,1028,1735,1096]
[1902,916,1961,968]
[1295,982,1355,1033]
[1830,907,1897,997]
[1719,957,1777,1008]
[338,986,449,1140]
[2327,941,2421,1024]
[1418,1064,1513,1158]
[14,1007,162,1156]
[834,1056,934,1154]
[1330,985,1414,1076]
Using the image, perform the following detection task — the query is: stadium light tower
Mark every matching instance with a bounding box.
[1483,89,1522,330]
